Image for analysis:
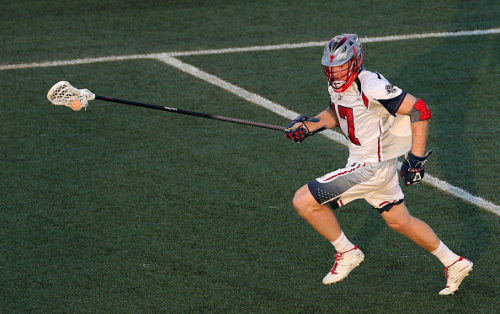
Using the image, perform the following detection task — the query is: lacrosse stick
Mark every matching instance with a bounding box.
[47,81,289,132]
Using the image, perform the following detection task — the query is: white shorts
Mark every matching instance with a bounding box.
[307,158,404,212]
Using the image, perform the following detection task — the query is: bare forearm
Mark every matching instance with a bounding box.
[291,110,336,133]
[306,110,337,132]
[396,93,430,157]
[410,120,428,156]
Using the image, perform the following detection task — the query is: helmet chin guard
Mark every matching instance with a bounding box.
[321,34,364,93]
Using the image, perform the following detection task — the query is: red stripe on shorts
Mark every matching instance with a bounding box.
[324,163,362,181]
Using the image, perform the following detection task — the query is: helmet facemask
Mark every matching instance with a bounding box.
[322,60,354,91]
[321,34,364,93]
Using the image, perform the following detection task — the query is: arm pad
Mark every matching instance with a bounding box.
[408,98,431,123]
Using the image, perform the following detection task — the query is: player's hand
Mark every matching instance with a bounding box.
[400,150,433,186]
[285,115,325,143]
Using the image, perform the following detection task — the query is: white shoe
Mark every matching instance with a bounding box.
[439,257,473,295]
[322,246,364,285]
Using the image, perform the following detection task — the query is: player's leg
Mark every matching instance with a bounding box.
[292,185,364,284]
[292,185,342,241]
[368,159,473,294]
[371,159,446,252]
[293,163,373,284]
[295,162,375,242]
[380,202,440,251]
[380,202,473,295]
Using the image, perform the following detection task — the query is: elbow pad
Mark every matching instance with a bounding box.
[408,98,431,123]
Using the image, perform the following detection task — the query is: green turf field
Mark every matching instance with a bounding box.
[1,1,499,313]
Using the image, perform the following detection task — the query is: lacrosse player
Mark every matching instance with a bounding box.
[285,34,472,295]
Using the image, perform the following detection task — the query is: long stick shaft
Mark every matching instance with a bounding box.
[94,95,288,132]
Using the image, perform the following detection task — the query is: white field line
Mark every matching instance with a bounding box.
[155,54,350,146]
[157,54,500,216]
[167,27,500,57]
[0,53,165,71]
[1,28,499,70]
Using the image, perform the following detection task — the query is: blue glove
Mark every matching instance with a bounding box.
[400,150,433,186]
[285,115,325,143]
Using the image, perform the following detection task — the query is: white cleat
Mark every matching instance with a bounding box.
[322,246,365,285]
[439,257,473,295]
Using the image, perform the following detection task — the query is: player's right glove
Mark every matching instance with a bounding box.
[285,115,325,143]
[400,150,433,186]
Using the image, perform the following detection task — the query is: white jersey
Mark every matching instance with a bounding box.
[328,70,412,163]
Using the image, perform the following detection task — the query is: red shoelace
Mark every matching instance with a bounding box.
[329,246,358,274]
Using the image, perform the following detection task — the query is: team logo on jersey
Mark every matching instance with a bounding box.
[385,84,397,94]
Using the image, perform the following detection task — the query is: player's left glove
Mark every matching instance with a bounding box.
[400,150,433,186]
[285,115,325,143]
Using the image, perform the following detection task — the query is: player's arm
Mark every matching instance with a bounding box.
[396,93,430,156]
[396,93,433,185]
[312,108,338,130]
[285,108,337,143]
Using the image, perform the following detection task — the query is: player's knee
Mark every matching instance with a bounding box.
[385,215,412,233]
[292,186,320,218]
[292,190,307,216]
[381,203,412,233]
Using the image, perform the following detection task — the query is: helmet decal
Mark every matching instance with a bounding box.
[337,36,349,48]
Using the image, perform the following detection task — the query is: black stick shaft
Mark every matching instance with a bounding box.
[94,95,289,132]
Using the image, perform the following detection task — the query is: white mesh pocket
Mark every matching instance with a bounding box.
[47,81,95,111]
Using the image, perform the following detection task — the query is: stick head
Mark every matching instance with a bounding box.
[47,81,95,111]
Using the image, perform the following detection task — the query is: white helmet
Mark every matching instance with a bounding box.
[321,34,364,92]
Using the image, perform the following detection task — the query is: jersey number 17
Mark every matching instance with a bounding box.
[338,105,361,146]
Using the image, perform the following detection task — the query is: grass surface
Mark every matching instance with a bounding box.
[1,1,499,313]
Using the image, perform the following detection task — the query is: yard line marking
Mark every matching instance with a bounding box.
[423,175,500,216]
[157,54,500,216]
[156,54,349,145]
[167,28,500,56]
[0,53,165,70]
[1,28,499,70]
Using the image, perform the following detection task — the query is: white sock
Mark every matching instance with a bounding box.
[431,241,460,266]
[330,231,355,253]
